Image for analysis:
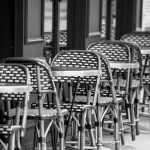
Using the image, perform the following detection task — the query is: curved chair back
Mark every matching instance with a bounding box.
[120,31,150,47]
[87,40,131,96]
[1,58,62,113]
[87,40,131,62]
[51,50,101,101]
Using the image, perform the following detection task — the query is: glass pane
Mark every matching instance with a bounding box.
[89,0,100,33]
[60,0,67,31]
[44,0,52,32]
[142,0,150,31]
[44,0,67,32]
[101,0,116,40]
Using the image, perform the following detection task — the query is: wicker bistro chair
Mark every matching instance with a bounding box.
[93,52,123,150]
[120,32,150,130]
[0,63,31,150]
[51,50,101,150]
[2,58,68,150]
[87,41,138,143]
[118,41,143,135]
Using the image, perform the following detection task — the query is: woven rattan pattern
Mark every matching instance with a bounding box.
[87,41,130,62]
[0,64,28,101]
[2,58,55,92]
[87,41,130,97]
[121,32,150,84]
[120,41,142,64]
[52,50,101,85]
[25,64,54,91]
[44,30,67,46]
[121,32,150,60]
[121,32,150,47]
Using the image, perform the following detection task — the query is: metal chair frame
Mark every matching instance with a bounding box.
[87,40,136,145]
[51,50,101,150]
[2,58,68,150]
[121,31,150,131]
[0,63,30,150]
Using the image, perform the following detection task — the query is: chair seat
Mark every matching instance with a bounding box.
[101,90,125,97]
[143,77,150,85]
[60,103,95,113]
[31,95,122,112]
[4,108,68,120]
[0,125,21,134]
[75,95,123,105]
[132,79,140,87]
[99,97,122,105]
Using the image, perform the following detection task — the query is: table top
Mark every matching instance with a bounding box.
[140,47,150,55]
[51,66,101,77]
[110,62,139,69]
[0,83,32,94]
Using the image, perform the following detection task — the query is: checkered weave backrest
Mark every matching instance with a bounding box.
[118,41,142,64]
[121,32,150,60]
[51,50,101,84]
[2,58,55,93]
[121,32,150,47]
[0,64,30,101]
[87,40,130,62]
[51,50,101,97]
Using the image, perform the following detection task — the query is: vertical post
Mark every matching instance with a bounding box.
[52,0,60,59]
[116,0,137,39]
[51,2,61,149]
[106,0,113,40]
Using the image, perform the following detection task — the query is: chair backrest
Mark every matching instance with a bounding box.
[2,58,55,94]
[0,63,30,135]
[1,58,62,113]
[120,32,149,74]
[87,40,131,95]
[120,31,150,47]
[51,50,101,83]
[87,40,131,62]
[97,53,117,100]
[51,50,101,99]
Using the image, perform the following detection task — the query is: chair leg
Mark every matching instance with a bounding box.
[58,121,65,150]
[79,111,86,150]
[8,132,15,150]
[39,120,46,150]
[71,114,78,140]
[135,92,140,136]
[114,105,121,150]
[15,131,21,150]
[33,125,38,150]
[119,106,125,145]
[0,138,7,150]
[86,109,96,147]
[130,104,136,141]
[96,106,104,150]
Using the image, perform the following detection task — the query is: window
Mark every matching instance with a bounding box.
[44,0,67,32]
